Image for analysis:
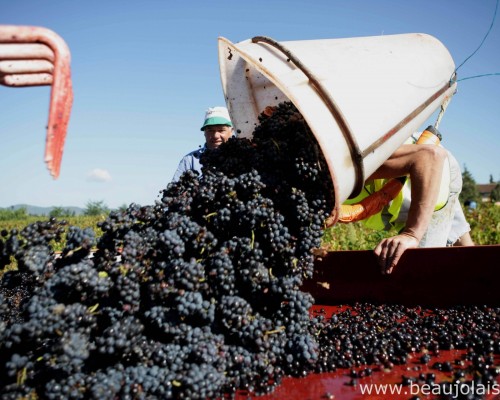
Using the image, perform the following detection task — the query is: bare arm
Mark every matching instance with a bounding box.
[370,144,448,274]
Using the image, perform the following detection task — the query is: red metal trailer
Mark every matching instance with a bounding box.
[237,245,500,399]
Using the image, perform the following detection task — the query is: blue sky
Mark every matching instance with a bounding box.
[1,0,499,209]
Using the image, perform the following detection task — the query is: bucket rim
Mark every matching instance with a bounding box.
[218,35,342,224]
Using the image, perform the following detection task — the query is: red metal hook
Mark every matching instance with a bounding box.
[0,25,73,179]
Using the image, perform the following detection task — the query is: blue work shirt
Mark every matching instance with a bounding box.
[172,146,205,182]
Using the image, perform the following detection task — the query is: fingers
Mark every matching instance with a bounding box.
[375,235,416,275]
[375,240,400,275]
[385,243,404,275]
[324,209,338,228]
[324,215,335,228]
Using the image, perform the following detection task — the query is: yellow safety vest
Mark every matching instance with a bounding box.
[343,135,451,231]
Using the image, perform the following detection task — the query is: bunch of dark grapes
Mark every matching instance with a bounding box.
[0,102,336,399]
[1,102,499,399]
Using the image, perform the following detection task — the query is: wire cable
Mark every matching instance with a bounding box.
[450,0,499,85]
[454,0,499,74]
[457,72,500,82]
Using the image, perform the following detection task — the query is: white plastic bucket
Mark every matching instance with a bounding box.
[218,33,457,223]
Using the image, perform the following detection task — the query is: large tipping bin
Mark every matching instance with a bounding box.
[218,33,457,225]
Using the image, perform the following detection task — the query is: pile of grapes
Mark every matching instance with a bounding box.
[1,102,499,400]
[0,102,335,399]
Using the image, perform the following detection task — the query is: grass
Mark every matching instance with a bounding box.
[0,203,498,256]
[321,202,499,250]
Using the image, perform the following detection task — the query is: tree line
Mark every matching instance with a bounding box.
[460,167,500,204]
[0,201,125,221]
[1,169,499,222]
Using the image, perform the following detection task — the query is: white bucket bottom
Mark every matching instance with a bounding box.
[218,33,457,223]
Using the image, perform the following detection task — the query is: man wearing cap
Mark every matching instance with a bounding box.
[172,106,234,181]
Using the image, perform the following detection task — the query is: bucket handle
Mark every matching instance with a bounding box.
[251,36,365,197]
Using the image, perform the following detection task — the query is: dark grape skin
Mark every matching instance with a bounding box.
[1,102,335,398]
[1,102,499,399]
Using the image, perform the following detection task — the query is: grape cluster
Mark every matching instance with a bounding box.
[0,102,335,399]
[2,102,498,399]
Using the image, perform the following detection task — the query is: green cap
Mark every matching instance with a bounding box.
[200,106,233,131]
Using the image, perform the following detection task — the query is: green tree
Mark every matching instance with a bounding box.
[459,165,480,204]
[489,174,495,184]
[0,207,29,221]
[117,204,129,213]
[84,200,110,216]
[49,206,75,218]
[491,182,500,203]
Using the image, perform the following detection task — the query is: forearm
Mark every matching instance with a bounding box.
[402,146,446,241]
[370,144,448,242]
[372,144,448,274]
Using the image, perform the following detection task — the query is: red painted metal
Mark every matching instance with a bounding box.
[2,72,53,86]
[303,245,500,308]
[0,59,54,75]
[0,43,54,62]
[0,25,73,179]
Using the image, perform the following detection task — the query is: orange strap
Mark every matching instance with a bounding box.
[338,177,406,223]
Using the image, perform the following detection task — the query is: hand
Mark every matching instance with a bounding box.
[374,232,419,275]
